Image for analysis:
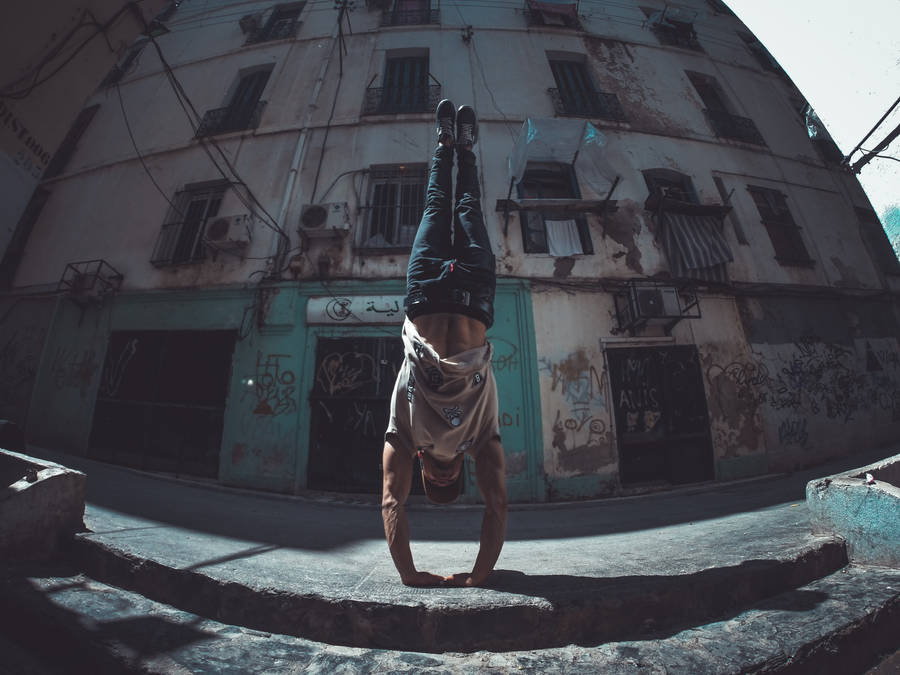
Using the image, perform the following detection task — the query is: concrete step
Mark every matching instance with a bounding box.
[65,531,849,653]
[2,562,898,674]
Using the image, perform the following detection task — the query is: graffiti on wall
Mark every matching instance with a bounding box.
[705,337,900,452]
[98,338,138,398]
[315,350,377,397]
[49,347,100,398]
[0,325,46,410]
[253,352,297,416]
[539,350,614,472]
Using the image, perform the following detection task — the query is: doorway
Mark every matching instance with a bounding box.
[606,345,714,485]
[89,330,236,477]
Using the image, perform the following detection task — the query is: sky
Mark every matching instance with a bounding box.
[725,0,900,243]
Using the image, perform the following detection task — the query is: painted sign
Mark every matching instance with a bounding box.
[307,295,406,325]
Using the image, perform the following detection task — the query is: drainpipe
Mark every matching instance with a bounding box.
[269,19,343,274]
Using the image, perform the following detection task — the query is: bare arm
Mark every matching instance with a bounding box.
[381,441,444,586]
[447,437,508,587]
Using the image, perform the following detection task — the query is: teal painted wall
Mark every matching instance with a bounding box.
[23,280,543,500]
[0,295,56,429]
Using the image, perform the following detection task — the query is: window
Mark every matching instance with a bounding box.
[712,176,749,244]
[381,0,438,26]
[642,169,698,203]
[856,207,900,276]
[746,186,813,265]
[644,7,703,52]
[363,55,437,115]
[360,165,426,249]
[43,105,99,179]
[196,68,271,137]
[687,71,765,146]
[737,32,782,74]
[547,58,627,121]
[151,182,228,265]
[245,3,304,43]
[517,162,593,255]
[525,0,582,29]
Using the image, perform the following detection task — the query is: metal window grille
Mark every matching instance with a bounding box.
[360,167,426,248]
[151,185,226,265]
[196,69,271,137]
[381,0,439,26]
[362,56,440,115]
[747,186,812,265]
[651,20,703,51]
[246,4,304,43]
[689,73,766,146]
[547,59,626,121]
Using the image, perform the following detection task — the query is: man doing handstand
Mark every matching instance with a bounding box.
[381,100,508,587]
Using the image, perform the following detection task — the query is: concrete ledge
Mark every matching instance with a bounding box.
[2,563,898,673]
[806,453,900,567]
[0,448,86,561]
[67,535,848,653]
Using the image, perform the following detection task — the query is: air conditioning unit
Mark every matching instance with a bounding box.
[239,13,263,34]
[636,286,681,318]
[299,202,351,239]
[205,214,252,250]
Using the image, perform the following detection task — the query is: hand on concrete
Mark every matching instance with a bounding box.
[401,571,446,587]
[443,573,484,587]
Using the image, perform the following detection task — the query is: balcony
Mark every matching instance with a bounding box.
[548,88,627,122]
[380,8,439,26]
[651,22,703,52]
[524,0,581,29]
[362,85,441,116]
[195,101,267,138]
[244,17,300,44]
[703,109,766,146]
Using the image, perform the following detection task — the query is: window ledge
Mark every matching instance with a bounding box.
[774,257,816,268]
[354,246,412,256]
[495,198,618,214]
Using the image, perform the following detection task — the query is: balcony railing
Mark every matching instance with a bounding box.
[524,7,582,29]
[703,108,766,146]
[245,18,300,44]
[651,23,703,52]
[380,8,439,26]
[362,85,441,116]
[151,219,207,266]
[548,88,627,122]
[195,101,267,138]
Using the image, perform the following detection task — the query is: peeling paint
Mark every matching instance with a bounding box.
[505,451,527,476]
[602,199,644,273]
[830,256,862,288]
[553,256,576,278]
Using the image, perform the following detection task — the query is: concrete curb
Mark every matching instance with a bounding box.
[2,563,899,674]
[0,448,86,561]
[67,534,849,653]
[806,453,900,567]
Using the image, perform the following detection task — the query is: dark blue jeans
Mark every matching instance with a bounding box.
[405,145,496,329]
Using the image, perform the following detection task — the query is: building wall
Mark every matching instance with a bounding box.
[1,0,169,265]
[8,0,899,499]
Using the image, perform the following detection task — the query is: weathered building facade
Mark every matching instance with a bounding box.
[3,0,898,501]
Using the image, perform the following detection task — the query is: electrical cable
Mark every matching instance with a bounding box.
[846,94,900,161]
[309,0,350,204]
[1,1,159,100]
[115,80,184,218]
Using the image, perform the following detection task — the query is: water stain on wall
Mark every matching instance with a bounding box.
[603,199,645,273]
